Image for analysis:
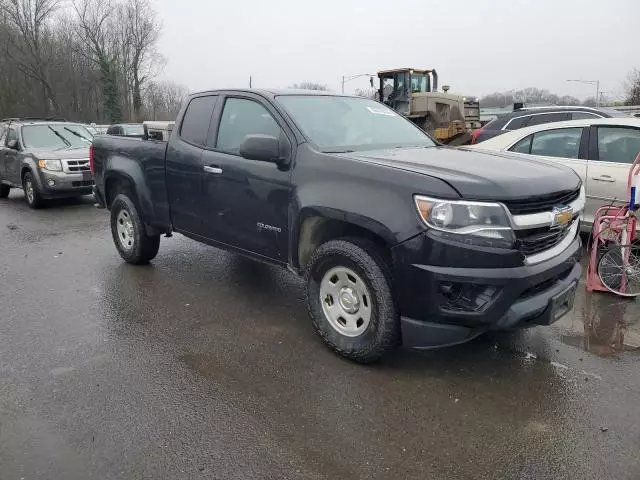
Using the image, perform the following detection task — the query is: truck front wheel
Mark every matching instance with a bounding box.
[305,238,399,363]
[110,194,160,265]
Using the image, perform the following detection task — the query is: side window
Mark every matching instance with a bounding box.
[504,116,529,130]
[529,127,583,159]
[5,127,18,146]
[509,134,532,154]
[180,95,217,147]
[527,112,569,127]
[216,98,281,154]
[597,127,640,164]
[571,112,600,120]
[106,126,117,135]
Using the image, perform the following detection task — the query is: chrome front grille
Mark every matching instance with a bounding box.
[503,188,581,215]
[63,159,90,173]
[515,220,576,256]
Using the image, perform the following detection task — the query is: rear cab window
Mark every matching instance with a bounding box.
[179,95,218,146]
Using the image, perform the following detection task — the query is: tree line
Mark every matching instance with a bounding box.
[481,71,640,109]
[0,0,189,123]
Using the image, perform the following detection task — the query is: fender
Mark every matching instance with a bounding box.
[20,157,41,189]
[104,154,158,228]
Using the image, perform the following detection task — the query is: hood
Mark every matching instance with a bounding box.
[337,146,581,200]
[26,146,89,160]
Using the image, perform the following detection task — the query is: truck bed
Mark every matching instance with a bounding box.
[92,134,171,230]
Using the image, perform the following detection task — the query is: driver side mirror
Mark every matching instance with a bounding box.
[239,133,291,168]
[7,139,18,150]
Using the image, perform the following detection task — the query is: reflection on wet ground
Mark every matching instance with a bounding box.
[556,254,640,358]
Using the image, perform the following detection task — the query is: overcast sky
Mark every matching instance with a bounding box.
[153,0,638,100]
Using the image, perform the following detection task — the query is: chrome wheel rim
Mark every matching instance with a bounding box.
[320,266,372,337]
[116,210,135,251]
[25,178,34,203]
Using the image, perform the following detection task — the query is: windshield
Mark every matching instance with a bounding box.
[124,125,145,136]
[276,95,435,152]
[21,124,93,149]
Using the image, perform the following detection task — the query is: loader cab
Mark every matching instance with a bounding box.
[377,68,438,116]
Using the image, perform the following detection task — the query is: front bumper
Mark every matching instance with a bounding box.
[38,170,94,198]
[392,230,582,349]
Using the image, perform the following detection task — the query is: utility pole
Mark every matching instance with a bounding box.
[566,79,600,107]
[341,73,375,94]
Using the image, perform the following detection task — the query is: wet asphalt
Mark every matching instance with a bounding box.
[0,190,639,480]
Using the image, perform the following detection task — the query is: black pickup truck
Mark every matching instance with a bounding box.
[91,89,584,362]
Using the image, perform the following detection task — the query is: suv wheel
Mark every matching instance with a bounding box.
[0,184,9,198]
[305,238,399,363]
[110,193,160,265]
[23,171,44,209]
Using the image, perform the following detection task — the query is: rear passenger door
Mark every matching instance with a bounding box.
[166,94,218,234]
[587,125,640,216]
[200,94,293,262]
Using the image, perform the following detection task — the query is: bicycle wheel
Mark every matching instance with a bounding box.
[597,245,640,297]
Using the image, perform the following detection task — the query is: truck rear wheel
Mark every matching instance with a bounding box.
[305,238,399,363]
[110,193,160,265]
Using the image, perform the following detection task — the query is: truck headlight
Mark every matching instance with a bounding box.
[414,195,515,247]
[37,159,62,172]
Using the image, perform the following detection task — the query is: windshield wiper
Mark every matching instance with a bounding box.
[47,126,71,147]
[322,149,355,153]
[63,126,91,142]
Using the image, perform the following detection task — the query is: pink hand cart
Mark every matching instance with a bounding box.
[586,153,640,296]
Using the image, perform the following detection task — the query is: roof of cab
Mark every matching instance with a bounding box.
[189,88,355,98]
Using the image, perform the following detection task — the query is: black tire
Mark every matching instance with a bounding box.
[110,193,160,265]
[305,237,399,363]
[22,171,44,209]
[0,184,9,198]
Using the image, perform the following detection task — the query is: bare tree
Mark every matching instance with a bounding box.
[1,0,61,114]
[121,0,163,121]
[289,82,329,91]
[625,68,640,105]
[143,80,188,120]
[73,0,122,122]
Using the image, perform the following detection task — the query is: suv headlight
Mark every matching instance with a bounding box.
[414,195,515,247]
[37,159,62,171]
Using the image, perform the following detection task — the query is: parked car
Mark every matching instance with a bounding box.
[106,123,145,138]
[0,119,94,207]
[471,106,632,144]
[92,89,583,363]
[143,120,174,141]
[467,117,640,230]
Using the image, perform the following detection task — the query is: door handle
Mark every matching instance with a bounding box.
[591,175,615,183]
[203,165,223,175]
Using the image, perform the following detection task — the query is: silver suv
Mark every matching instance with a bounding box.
[0,119,94,208]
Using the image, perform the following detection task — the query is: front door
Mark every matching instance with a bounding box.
[587,125,640,217]
[3,127,21,184]
[200,95,292,262]
[165,94,218,235]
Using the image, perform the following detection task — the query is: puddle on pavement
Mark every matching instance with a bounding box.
[558,287,640,357]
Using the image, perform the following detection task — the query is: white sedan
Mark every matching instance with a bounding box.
[467,117,640,229]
